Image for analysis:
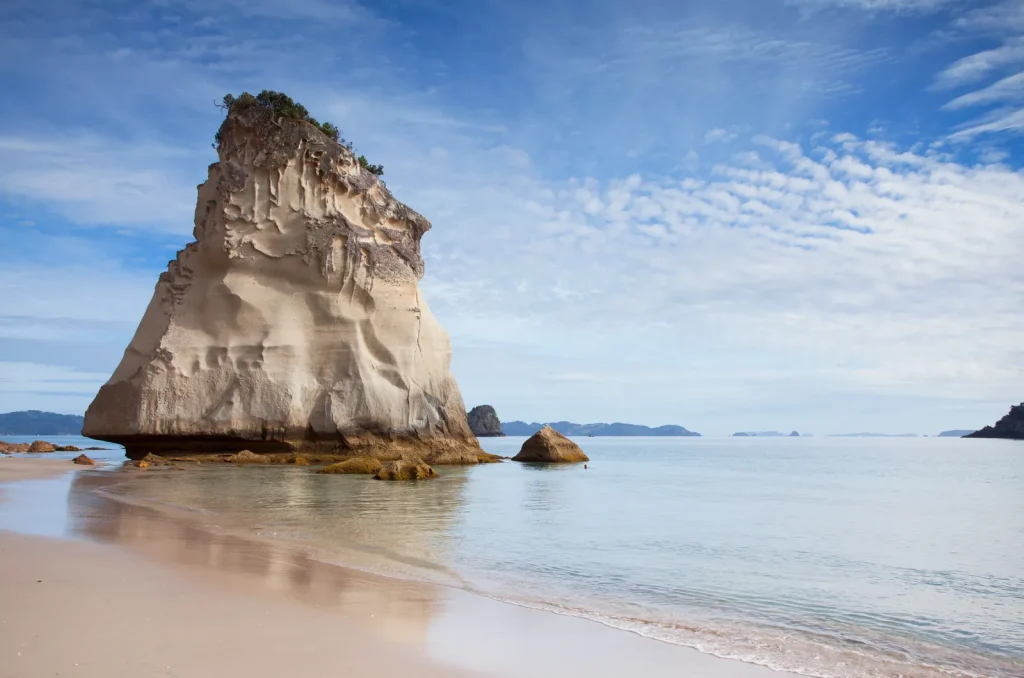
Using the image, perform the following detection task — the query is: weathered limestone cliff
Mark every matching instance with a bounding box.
[965,403,1024,440]
[84,97,482,460]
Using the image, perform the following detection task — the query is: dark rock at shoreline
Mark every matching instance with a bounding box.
[965,403,1024,440]
[512,426,589,463]
[468,405,505,437]
[72,454,95,465]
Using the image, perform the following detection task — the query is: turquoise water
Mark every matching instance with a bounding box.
[13,436,1024,677]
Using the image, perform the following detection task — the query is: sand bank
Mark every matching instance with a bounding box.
[0,461,795,678]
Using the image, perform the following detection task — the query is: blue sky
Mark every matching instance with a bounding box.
[1,0,1023,435]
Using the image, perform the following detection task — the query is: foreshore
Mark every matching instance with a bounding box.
[0,457,795,678]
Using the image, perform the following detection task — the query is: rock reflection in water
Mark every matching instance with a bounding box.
[66,469,469,647]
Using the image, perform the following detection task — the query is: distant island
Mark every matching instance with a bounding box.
[938,430,977,437]
[0,410,84,435]
[829,433,917,438]
[501,421,700,437]
[732,431,800,437]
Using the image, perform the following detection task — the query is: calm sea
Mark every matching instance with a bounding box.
[4,435,1023,677]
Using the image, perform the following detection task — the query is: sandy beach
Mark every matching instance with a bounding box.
[0,457,798,678]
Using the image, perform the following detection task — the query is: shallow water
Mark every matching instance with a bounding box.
[10,436,1024,677]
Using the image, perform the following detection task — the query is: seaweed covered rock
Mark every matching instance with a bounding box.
[82,91,480,462]
[317,458,383,475]
[512,426,589,463]
[228,450,271,464]
[373,459,437,481]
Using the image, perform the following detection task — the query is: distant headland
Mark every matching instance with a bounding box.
[0,411,84,436]
[501,421,700,437]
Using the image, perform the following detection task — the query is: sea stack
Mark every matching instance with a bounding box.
[965,403,1024,440]
[467,405,505,437]
[512,425,589,463]
[83,91,481,461]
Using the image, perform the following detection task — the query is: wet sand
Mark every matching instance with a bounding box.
[0,458,796,678]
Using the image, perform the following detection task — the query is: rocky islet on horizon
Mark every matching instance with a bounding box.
[81,91,488,464]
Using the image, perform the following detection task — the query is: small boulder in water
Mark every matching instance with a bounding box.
[373,459,437,480]
[318,458,383,475]
[227,450,271,464]
[512,426,589,463]
[72,454,95,466]
[28,441,56,453]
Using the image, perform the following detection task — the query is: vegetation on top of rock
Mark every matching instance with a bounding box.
[215,90,384,176]
[358,155,384,176]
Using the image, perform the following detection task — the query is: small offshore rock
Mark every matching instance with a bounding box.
[28,441,56,453]
[72,454,95,466]
[55,445,82,452]
[227,450,271,464]
[467,405,505,437]
[512,426,589,463]
[373,459,438,481]
[318,458,383,475]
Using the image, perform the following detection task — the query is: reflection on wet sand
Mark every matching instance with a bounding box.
[66,469,464,647]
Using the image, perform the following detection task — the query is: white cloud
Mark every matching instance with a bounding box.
[786,0,952,13]
[0,136,203,231]
[933,37,1024,90]
[949,108,1024,140]
[704,128,738,143]
[943,72,1024,110]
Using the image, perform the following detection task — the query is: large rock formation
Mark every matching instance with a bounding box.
[965,403,1024,440]
[83,94,481,460]
[512,425,589,463]
[467,405,504,437]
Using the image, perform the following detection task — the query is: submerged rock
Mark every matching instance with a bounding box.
[965,403,1024,440]
[467,405,505,437]
[72,454,95,465]
[512,426,589,463]
[317,457,383,475]
[28,441,56,453]
[227,450,271,464]
[82,92,480,462]
[373,459,437,480]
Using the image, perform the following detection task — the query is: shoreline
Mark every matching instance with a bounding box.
[0,457,797,678]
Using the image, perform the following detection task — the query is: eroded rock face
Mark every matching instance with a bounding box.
[83,106,480,460]
[512,426,589,463]
[966,403,1024,440]
[467,405,505,437]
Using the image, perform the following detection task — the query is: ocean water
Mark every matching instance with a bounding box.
[23,436,1024,677]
